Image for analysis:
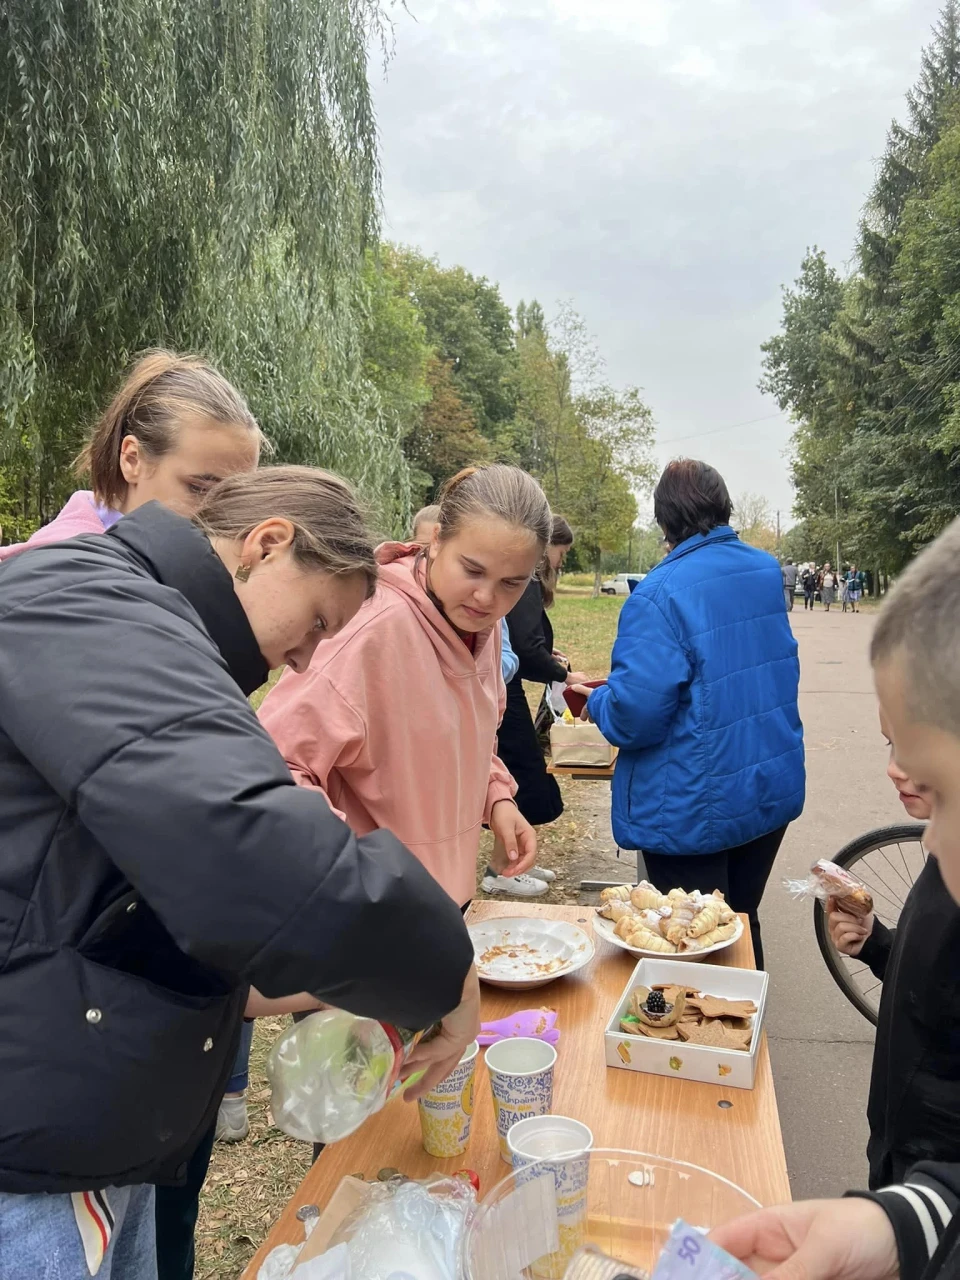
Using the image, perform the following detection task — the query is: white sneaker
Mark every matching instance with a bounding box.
[530,865,557,883]
[215,1095,250,1143]
[481,873,549,897]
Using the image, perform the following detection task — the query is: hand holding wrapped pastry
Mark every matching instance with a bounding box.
[786,858,874,918]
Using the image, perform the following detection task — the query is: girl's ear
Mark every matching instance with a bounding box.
[118,436,144,484]
[240,518,296,566]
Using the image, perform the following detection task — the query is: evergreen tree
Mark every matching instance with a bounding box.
[761,4,960,569]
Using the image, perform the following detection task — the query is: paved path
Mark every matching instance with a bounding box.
[576,603,903,1199]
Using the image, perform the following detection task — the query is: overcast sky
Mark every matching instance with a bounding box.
[372,0,942,521]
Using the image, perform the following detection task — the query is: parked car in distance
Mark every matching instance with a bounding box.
[600,572,645,596]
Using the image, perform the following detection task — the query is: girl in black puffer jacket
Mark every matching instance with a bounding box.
[0,469,475,1278]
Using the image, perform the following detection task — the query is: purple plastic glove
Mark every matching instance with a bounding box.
[477,1009,560,1047]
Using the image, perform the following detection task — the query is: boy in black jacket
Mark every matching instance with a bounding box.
[710,516,960,1280]
[827,710,960,1187]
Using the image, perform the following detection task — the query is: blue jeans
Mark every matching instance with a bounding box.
[227,1017,254,1094]
[0,1184,156,1279]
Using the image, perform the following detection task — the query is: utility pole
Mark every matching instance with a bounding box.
[834,483,841,570]
[776,510,781,561]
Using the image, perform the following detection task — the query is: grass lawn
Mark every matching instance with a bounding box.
[197,592,623,1277]
[549,590,623,676]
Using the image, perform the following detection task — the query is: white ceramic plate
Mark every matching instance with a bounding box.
[593,911,744,963]
[469,918,595,989]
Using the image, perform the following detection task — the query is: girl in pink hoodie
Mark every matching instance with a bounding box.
[0,349,261,561]
[259,464,554,906]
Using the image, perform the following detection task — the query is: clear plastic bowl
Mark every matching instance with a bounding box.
[461,1149,760,1279]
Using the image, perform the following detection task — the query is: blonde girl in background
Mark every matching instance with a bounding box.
[411,504,441,542]
[260,463,553,907]
[0,349,262,559]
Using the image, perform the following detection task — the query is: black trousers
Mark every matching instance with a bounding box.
[641,825,788,969]
[154,1121,217,1280]
[496,683,563,826]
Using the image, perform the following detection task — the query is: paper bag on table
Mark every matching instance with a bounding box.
[549,721,615,768]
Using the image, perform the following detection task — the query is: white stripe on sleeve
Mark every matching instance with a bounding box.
[881,1187,940,1257]
[907,1183,953,1230]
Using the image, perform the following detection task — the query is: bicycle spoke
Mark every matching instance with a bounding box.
[861,981,882,997]
[845,965,869,979]
[896,843,917,889]
[875,848,913,896]
[858,858,908,909]
[852,862,904,915]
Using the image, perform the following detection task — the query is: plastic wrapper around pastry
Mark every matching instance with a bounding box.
[784,858,874,917]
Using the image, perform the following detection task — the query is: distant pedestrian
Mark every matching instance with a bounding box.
[846,563,865,613]
[819,562,839,611]
[801,565,817,610]
[841,569,851,613]
[781,559,798,611]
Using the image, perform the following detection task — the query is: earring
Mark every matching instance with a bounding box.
[235,564,252,583]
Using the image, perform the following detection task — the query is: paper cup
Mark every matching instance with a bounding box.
[417,1040,478,1158]
[508,1116,594,1280]
[484,1037,557,1163]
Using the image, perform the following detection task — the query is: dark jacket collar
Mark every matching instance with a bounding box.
[108,503,269,696]
[663,524,739,565]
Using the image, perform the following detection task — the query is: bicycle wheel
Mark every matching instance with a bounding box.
[813,823,927,1025]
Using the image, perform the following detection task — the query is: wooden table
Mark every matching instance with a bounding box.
[545,762,615,782]
[242,901,789,1278]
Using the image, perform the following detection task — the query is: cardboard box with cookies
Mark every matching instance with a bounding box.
[603,959,768,1090]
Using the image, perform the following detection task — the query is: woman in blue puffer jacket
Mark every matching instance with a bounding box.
[584,460,804,966]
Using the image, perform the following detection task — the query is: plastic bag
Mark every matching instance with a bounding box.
[266,1009,426,1144]
[258,1243,304,1280]
[784,858,873,917]
[321,1175,476,1280]
[547,680,569,716]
